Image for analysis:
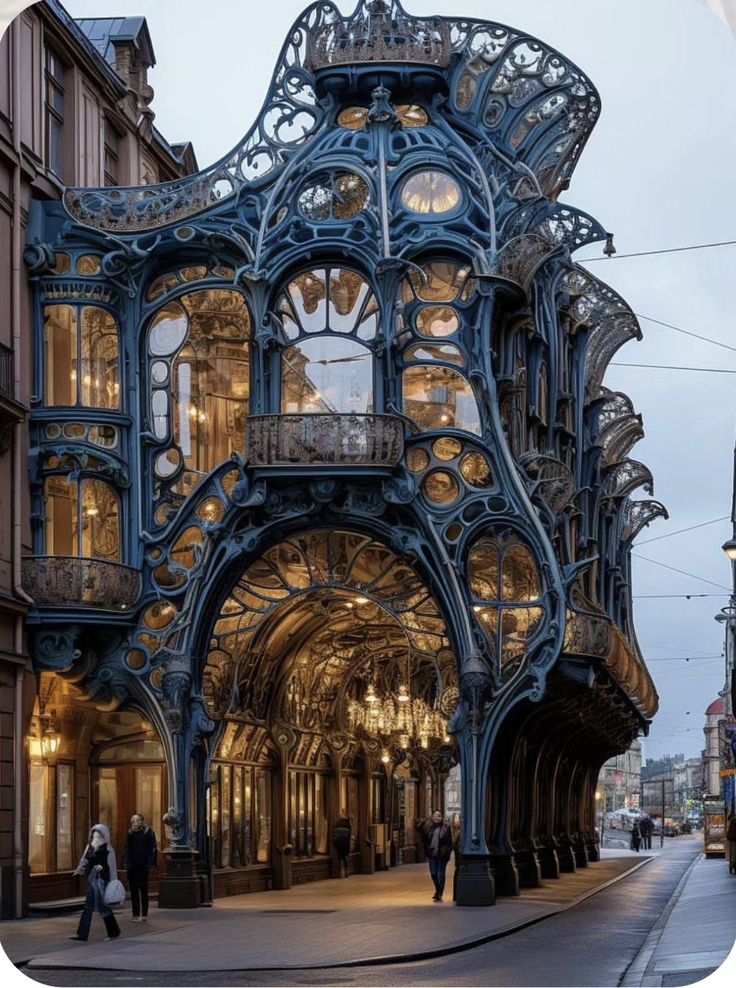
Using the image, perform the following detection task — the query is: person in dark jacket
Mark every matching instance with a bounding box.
[70,823,121,941]
[416,811,453,901]
[121,814,158,921]
[331,811,352,878]
[640,815,654,850]
[630,820,641,853]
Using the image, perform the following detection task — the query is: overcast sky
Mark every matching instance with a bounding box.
[4,0,736,760]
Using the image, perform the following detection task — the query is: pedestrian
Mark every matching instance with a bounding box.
[121,813,158,921]
[331,809,352,878]
[726,813,736,875]
[630,819,641,853]
[639,815,652,850]
[416,811,453,902]
[451,813,462,902]
[70,823,122,942]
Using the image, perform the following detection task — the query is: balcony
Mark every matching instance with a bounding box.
[22,556,142,611]
[247,414,405,469]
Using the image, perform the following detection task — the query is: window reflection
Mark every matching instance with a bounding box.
[403,364,480,435]
[209,763,272,868]
[401,171,462,215]
[44,305,119,408]
[282,337,373,414]
[44,476,121,560]
[402,262,475,304]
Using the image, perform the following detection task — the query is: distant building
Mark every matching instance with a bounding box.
[703,697,725,797]
[598,739,642,812]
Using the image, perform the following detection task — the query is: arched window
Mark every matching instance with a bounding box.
[43,304,119,408]
[468,532,544,672]
[44,475,120,560]
[276,267,378,414]
[147,288,251,500]
[400,260,480,434]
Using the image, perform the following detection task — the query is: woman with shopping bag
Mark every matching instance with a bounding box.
[69,823,124,941]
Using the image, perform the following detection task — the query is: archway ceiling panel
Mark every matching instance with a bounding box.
[61,1,600,234]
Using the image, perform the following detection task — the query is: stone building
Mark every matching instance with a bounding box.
[7,0,661,911]
[0,0,194,916]
[704,697,725,798]
[597,739,642,812]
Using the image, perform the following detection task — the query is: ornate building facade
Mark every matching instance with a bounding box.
[19,0,660,909]
[0,0,194,915]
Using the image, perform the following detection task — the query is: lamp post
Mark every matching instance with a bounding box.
[595,788,604,850]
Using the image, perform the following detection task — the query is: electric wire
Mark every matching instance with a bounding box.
[633,593,725,599]
[636,516,729,546]
[631,553,732,590]
[635,314,736,355]
[578,238,736,262]
[611,363,736,374]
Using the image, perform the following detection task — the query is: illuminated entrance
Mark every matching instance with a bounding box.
[200,529,458,893]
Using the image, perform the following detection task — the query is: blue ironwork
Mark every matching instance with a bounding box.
[24,1,661,904]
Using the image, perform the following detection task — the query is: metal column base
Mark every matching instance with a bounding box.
[455,857,495,906]
[158,849,202,909]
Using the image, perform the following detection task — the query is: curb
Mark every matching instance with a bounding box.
[22,857,654,974]
[619,852,703,988]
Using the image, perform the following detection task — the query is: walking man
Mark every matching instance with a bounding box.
[416,811,453,902]
[331,810,352,878]
[640,815,653,850]
[121,813,158,922]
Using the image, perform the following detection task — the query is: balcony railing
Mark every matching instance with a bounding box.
[247,414,404,468]
[22,556,142,611]
[0,343,13,401]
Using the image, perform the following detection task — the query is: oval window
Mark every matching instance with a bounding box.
[155,448,180,478]
[460,452,493,488]
[433,437,462,461]
[407,447,430,473]
[149,303,188,356]
[415,306,460,338]
[396,104,428,128]
[338,107,369,130]
[298,173,370,222]
[401,171,462,215]
[423,470,460,505]
[405,343,465,366]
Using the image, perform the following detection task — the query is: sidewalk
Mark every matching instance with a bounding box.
[1,852,650,973]
[623,854,736,987]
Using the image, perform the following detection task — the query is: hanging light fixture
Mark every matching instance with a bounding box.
[364,680,378,704]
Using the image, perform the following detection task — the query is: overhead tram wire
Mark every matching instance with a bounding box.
[634,314,736,355]
[631,553,732,591]
[611,363,736,373]
[577,238,736,263]
[637,516,730,546]
[633,593,725,599]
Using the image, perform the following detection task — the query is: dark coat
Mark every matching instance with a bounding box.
[727,817,736,841]
[80,843,112,883]
[331,817,352,855]
[416,820,453,862]
[121,825,158,872]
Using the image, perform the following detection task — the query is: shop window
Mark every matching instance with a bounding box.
[210,763,272,868]
[468,533,544,671]
[288,770,329,857]
[43,305,119,409]
[44,475,121,561]
[28,761,74,873]
[402,364,480,435]
[282,337,373,414]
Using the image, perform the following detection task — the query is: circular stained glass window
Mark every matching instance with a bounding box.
[155,448,180,478]
[143,602,177,630]
[77,254,101,276]
[125,649,147,671]
[445,522,463,541]
[397,104,428,128]
[423,470,460,505]
[407,447,430,473]
[338,107,369,130]
[63,422,86,438]
[298,173,370,222]
[401,171,462,215]
[460,452,493,488]
[433,437,463,461]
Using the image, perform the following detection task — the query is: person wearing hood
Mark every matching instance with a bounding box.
[121,813,158,921]
[70,823,121,941]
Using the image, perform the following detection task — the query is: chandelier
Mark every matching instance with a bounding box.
[346,651,448,751]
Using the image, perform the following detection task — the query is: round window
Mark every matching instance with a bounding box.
[423,470,460,505]
[460,452,493,488]
[401,171,462,215]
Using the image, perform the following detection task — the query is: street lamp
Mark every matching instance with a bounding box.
[722,538,736,562]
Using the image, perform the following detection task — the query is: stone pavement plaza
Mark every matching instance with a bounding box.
[1,853,648,974]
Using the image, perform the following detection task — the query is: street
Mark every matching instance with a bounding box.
[13,838,726,988]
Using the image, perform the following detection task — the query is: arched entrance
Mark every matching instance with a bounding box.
[199,529,459,896]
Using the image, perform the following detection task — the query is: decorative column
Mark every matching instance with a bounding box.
[453,663,495,906]
[270,723,296,890]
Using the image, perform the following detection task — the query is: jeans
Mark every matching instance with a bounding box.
[428,856,448,898]
[77,876,120,940]
[128,868,150,917]
[642,833,652,850]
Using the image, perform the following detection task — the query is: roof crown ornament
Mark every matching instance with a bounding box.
[306,0,451,70]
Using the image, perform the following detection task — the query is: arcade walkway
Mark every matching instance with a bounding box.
[5,853,648,974]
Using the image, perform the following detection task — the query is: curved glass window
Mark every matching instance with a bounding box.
[403,365,480,435]
[338,104,428,130]
[298,173,370,222]
[146,263,235,302]
[147,289,251,503]
[402,261,475,304]
[404,343,465,366]
[44,475,120,560]
[401,171,462,215]
[468,533,544,671]
[277,267,378,341]
[415,306,460,338]
[43,305,119,408]
[282,337,373,414]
